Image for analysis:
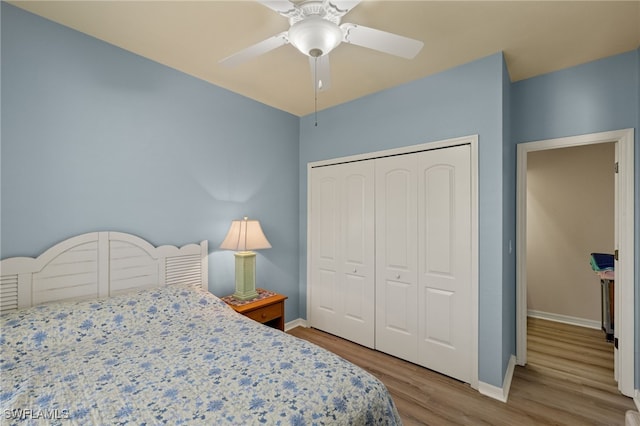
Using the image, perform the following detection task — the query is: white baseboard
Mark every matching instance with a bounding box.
[285,318,308,332]
[527,310,601,330]
[479,355,516,403]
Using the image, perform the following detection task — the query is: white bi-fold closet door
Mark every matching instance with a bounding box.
[375,145,472,383]
[309,143,472,384]
[309,160,375,348]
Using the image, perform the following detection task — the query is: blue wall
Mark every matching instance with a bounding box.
[0,3,302,321]
[299,53,510,387]
[512,48,640,388]
[501,56,516,383]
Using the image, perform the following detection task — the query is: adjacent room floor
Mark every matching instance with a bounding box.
[289,318,636,425]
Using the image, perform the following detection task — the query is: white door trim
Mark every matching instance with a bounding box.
[515,128,635,397]
[307,134,479,390]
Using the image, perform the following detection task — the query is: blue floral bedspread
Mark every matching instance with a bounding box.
[1,285,401,425]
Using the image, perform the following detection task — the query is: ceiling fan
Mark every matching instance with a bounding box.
[219,0,424,92]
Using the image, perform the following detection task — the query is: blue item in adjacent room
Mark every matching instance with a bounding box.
[590,252,614,272]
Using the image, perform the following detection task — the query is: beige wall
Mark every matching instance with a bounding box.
[526,142,615,324]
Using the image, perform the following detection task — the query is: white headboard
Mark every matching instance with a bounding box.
[0,232,208,314]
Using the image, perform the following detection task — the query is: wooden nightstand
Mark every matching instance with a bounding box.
[221,288,288,331]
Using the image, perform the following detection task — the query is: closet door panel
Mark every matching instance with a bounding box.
[417,144,472,383]
[313,269,339,324]
[341,274,371,343]
[375,155,418,361]
[309,169,342,335]
[340,162,375,348]
[424,287,454,344]
[309,161,374,348]
[343,171,373,270]
[424,167,454,275]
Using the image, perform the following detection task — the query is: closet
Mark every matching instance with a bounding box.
[309,143,473,384]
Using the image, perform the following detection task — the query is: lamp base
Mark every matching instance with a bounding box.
[233,251,259,301]
[233,289,259,301]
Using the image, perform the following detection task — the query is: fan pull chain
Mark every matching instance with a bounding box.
[314,56,318,127]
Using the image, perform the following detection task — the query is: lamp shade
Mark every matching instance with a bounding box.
[220,217,271,252]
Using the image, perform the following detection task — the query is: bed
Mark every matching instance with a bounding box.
[0,232,400,425]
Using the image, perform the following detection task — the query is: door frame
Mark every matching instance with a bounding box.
[307,134,479,389]
[515,128,635,397]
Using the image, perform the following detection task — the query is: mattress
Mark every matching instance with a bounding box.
[1,284,400,425]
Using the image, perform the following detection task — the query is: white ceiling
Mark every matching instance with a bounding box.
[9,1,640,117]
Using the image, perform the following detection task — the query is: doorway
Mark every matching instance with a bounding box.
[526,143,614,329]
[515,128,635,398]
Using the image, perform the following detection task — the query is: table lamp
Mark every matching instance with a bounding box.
[220,217,271,300]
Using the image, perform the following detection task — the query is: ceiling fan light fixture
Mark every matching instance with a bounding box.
[288,17,343,57]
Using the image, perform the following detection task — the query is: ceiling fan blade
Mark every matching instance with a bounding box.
[309,55,331,91]
[340,23,423,59]
[256,0,297,16]
[219,32,289,67]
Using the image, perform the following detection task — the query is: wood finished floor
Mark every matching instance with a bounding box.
[288,318,635,425]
